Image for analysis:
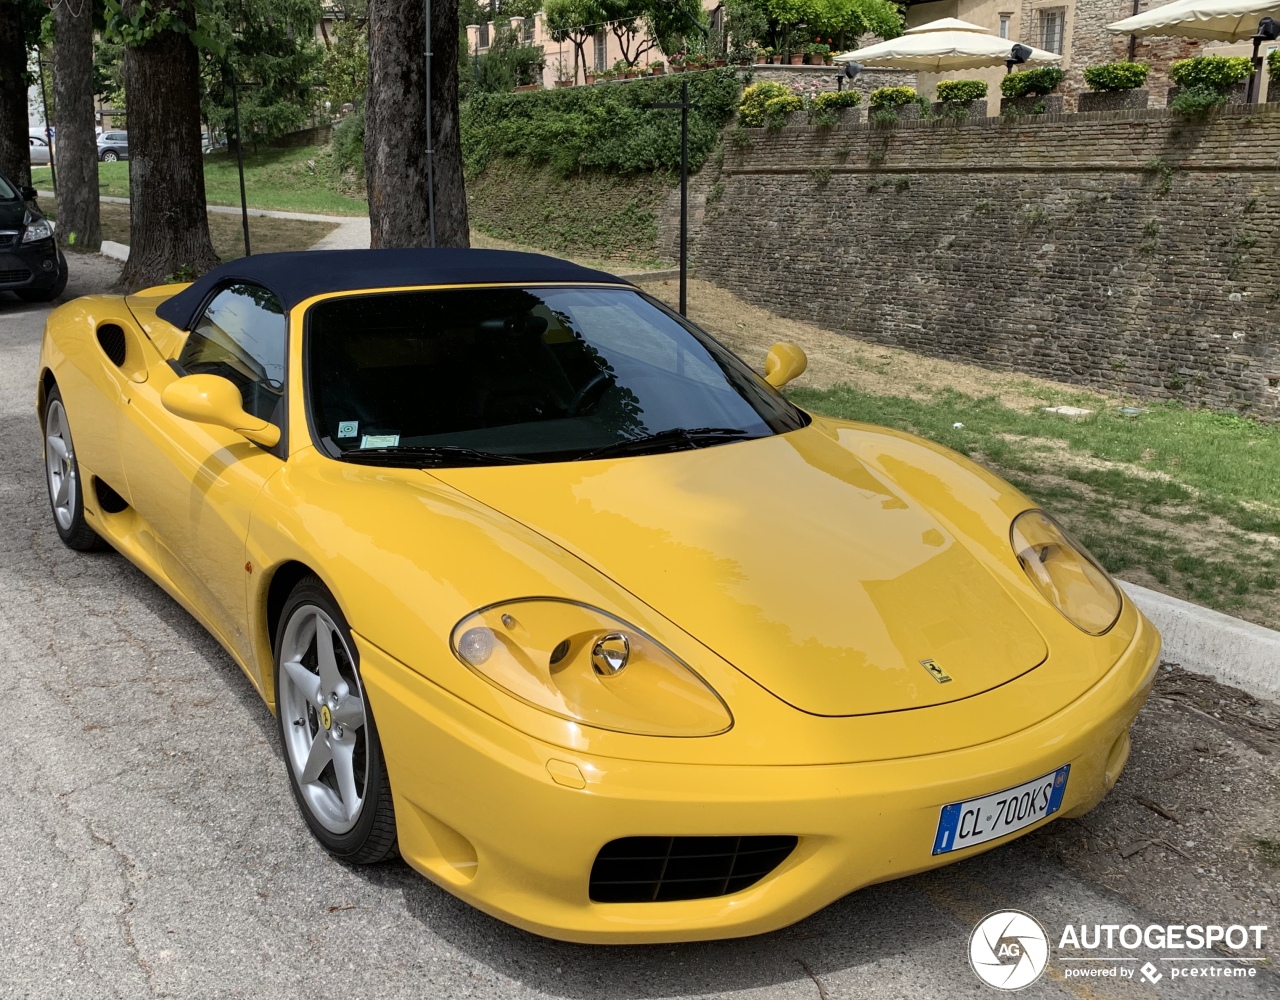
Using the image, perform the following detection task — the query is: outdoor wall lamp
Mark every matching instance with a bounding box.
[1245,17,1280,103]
[1006,43,1032,73]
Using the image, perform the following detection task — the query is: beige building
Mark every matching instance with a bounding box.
[465,1,723,89]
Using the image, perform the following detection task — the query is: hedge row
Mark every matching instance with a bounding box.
[460,69,740,177]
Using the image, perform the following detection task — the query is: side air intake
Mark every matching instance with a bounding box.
[96,324,127,367]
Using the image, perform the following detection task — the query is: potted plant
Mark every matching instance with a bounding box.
[1079,61,1150,112]
[585,69,596,84]
[614,58,632,80]
[737,80,793,126]
[1166,55,1254,111]
[553,57,574,88]
[670,53,686,72]
[869,85,923,123]
[999,67,1065,116]
[806,41,829,65]
[932,78,988,119]
[598,67,615,82]
[755,45,770,64]
[763,93,804,128]
[788,47,804,65]
[809,88,861,126]
[650,59,665,75]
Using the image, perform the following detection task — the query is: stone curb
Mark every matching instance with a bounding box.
[99,240,129,261]
[1121,581,1280,704]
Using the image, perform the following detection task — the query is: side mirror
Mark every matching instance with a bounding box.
[763,342,808,388]
[161,374,281,449]
[20,186,37,201]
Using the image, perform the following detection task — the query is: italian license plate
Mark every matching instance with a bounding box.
[932,764,1070,855]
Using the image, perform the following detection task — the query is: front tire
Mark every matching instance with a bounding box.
[274,575,397,863]
[43,387,106,551]
[100,150,119,162]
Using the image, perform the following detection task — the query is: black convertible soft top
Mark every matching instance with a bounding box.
[153,248,628,331]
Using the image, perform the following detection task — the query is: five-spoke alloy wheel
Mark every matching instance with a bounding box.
[275,575,396,862]
[43,387,106,551]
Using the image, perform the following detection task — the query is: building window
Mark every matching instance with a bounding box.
[478,22,489,48]
[594,30,607,70]
[1039,9,1064,54]
[999,14,1011,38]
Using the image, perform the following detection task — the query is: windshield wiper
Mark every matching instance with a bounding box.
[574,427,754,461]
[338,445,534,467]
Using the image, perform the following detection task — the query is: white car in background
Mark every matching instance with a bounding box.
[29,135,51,166]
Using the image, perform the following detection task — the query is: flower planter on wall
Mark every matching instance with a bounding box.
[1165,83,1247,106]
[931,99,988,119]
[999,94,1064,116]
[784,110,808,128]
[1078,89,1149,112]
[788,54,804,65]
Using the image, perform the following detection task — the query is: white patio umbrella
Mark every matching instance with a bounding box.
[1106,0,1280,42]
[832,17,1062,72]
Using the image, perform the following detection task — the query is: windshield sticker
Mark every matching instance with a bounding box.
[337,420,359,439]
[359,434,400,449]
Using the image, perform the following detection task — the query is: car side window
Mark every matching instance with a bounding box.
[177,283,287,425]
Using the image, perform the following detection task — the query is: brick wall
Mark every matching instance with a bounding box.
[692,107,1280,417]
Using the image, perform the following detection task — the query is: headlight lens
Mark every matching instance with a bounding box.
[450,599,732,736]
[22,218,53,243]
[1011,509,1122,635]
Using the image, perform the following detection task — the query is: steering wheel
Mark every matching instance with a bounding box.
[566,371,613,417]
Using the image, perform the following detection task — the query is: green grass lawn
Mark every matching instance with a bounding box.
[792,384,1280,627]
[32,144,368,217]
[44,200,338,260]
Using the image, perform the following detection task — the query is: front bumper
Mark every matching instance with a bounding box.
[359,612,1160,944]
[0,236,60,290]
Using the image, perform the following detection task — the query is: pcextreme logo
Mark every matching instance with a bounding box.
[968,912,1271,990]
[969,910,1050,990]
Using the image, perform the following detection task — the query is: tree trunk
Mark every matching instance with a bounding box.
[54,0,100,251]
[366,0,469,249]
[120,0,219,289]
[0,2,30,190]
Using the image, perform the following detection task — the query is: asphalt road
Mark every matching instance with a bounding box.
[1,259,1276,1000]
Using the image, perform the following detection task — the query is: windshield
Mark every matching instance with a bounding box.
[306,285,807,465]
[0,174,17,200]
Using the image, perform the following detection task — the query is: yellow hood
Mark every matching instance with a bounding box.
[433,424,1048,716]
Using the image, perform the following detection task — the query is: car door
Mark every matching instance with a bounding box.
[29,137,49,166]
[118,283,288,673]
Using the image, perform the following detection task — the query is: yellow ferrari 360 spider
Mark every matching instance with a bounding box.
[37,249,1159,943]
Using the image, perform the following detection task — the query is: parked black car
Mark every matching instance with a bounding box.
[0,173,67,302]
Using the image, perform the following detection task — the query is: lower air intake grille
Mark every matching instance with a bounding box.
[0,266,31,284]
[589,835,797,903]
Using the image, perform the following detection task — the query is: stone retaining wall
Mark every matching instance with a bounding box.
[692,105,1280,417]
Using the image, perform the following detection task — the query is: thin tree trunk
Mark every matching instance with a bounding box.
[366,0,469,248]
[120,0,219,289]
[54,0,101,251]
[0,2,30,190]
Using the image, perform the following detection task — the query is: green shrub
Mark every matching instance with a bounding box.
[1169,85,1228,116]
[738,80,793,126]
[460,68,740,177]
[1082,61,1150,91]
[1169,55,1253,91]
[763,93,803,127]
[330,105,365,179]
[812,89,861,110]
[1000,67,1064,98]
[869,86,918,108]
[935,79,987,103]
[1270,48,1280,85]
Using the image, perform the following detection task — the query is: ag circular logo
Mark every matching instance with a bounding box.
[969,910,1049,990]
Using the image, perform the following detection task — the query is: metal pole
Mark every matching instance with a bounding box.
[37,54,57,195]
[1246,34,1263,104]
[1127,0,1139,61]
[679,78,688,316]
[231,72,251,256]
[425,0,437,247]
